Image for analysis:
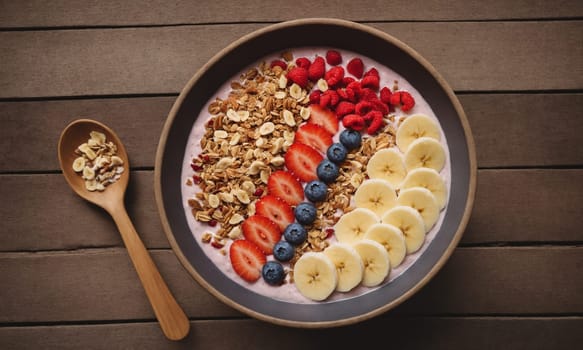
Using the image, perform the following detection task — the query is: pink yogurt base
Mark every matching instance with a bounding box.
[181,47,451,304]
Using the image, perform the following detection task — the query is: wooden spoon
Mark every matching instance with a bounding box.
[58,119,190,341]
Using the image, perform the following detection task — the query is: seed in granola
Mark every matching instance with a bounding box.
[289,83,303,99]
[208,194,220,208]
[229,213,244,225]
[241,180,256,194]
[228,226,242,239]
[216,157,234,170]
[259,122,275,135]
[235,189,250,204]
[201,232,212,243]
[248,160,266,175]
[282,109,296,126]
[270,156,285,167]
[317,78,329,92]
[213,130,228,140]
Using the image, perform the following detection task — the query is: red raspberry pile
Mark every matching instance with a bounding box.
[275,50,416,135]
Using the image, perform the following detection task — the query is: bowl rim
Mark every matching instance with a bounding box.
[154,17,477,328]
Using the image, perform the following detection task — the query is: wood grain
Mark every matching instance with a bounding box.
[1,22,581,98]
[0,317,581,350]
[2,0,583,28]
[2,94,581,172]
[0,247,581,323]
[1,169,581,252]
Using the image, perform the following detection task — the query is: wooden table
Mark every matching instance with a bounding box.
[1,2,582,348]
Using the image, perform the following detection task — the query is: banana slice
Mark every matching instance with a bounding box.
[396,114,441,152]
[323,243,364,292]
[72,157,86,172]
[366,148,407,188]
[354,179,397,217]
[364,223,407,269]
[401,168,448,209]
[381,206,426,254]
[353,239,390,287]
[293,252,338,301]
[397,187,440,232]
[404,137,446,172]
[334,208,379,244]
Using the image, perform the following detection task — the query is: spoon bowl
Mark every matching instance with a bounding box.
[58,119,190,341]
[58,119,129,210]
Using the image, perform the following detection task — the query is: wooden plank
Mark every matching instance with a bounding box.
[465,169,583,244]
[0,247,581,323]
[2,169,581,252]
[1,94,582,172]
[462,93,583,168]
[0,22,581,98]
[2,0,583,28]
[0,98,172,172]
[0,317,581,350]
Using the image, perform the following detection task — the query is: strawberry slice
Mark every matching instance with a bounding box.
[229,239,266,282]
[284,142,324,182]
[294,123,333,153]
[267,171,304,206]
[308,104,339,135]
[255,195,294,232]
[242,215,282,255]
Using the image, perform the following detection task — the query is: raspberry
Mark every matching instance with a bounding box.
[379,86,392,104]
[400,91,415,111]
[295,57,311,70]
[319,93,331,108]
[270,60,287,70]
[367,111,384,134]
[336,88,349,101]
[342,114,366,131]
[335,101,355,118]
[359,88,378,102]
[361,75,380,90]
[286,67,309,88]
[308,56,326,81]
[346,81,362,98]
[325,66,345,87]
[309,90,321,104]
[344,87,358,102]
[370,98,389,115]
[363,110,382,123]
[323,89,340,107]
[346,58,364,78]
[363,67,380,79]
[341,76,356,86]
[355,100,374,116]
[389,91,402,106]
[326,50,342,65]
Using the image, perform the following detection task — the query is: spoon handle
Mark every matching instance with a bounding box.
[109,204,190,340]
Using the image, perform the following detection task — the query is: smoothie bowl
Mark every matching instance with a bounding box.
[155,18,476,327]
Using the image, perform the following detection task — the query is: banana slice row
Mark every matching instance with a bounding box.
[294,238,391,301]
[294,114,449,301]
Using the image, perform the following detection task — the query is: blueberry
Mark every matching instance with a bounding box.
[339,129,362,150]
[327,143,348,164]
[262,261,285,285]
[273,240,295,262]
[294,202,317,225]
[304,180,328,202]
[316,159,340,184]
[283,223,308,245]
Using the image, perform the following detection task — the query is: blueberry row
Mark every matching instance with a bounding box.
[262,129,363,285]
